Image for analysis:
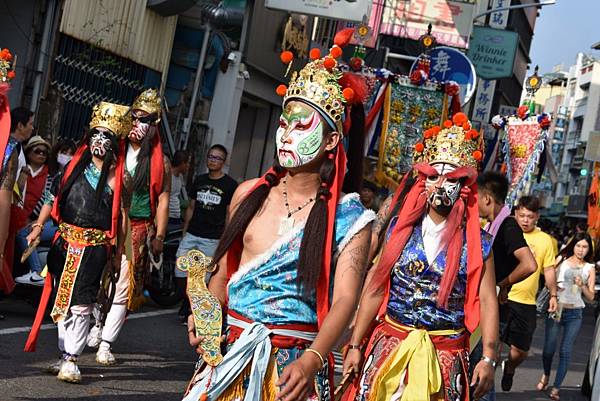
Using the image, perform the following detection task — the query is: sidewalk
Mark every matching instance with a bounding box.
[495,308,596,401]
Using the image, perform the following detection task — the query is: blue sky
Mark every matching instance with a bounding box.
[529,0,600,74]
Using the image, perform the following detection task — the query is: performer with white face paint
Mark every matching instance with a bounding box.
[181,45,375,401]
[90,89,171,366]
[24,101,129,384]
[344,112,499,401]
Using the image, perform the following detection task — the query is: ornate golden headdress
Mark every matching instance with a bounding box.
[89,101,131,137]
[413,112,483,169]
[132,88,161,122]
[276,38,361,135]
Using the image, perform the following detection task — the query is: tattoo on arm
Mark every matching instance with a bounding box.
[0,152,18,191]
[373,196,392,235]
[343,244,369,278]
[162,156,172,193]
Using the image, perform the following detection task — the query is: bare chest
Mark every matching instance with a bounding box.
[241,191,313,265]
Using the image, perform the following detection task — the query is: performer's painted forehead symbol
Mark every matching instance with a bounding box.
[276,101,325,168]
[425,163,462,209]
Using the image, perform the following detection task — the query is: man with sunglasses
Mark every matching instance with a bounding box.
[15,136,57,286]
[174,144,237,321]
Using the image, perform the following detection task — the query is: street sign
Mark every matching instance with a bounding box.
[265,0,370,22]
[467,26,518,80]
[411,46,477,104]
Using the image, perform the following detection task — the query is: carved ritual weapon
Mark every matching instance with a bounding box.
[177,249,223,366]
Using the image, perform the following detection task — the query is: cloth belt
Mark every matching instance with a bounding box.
[369,316,466,401]
[183,313,318,401]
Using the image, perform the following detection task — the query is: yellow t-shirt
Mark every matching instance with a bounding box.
[508,228,556,305]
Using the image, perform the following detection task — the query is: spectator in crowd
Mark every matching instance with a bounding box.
[0,107,33,295]
[47,138,77,175]
[169,150,190,231]
[539,231,596,400]
[500,196,558,392]
[175,144,237,321]
[472,171,537,400]
[14,136,57,286]
[359,180,380,211]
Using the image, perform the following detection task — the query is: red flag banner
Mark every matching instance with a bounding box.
[504,118,545,205]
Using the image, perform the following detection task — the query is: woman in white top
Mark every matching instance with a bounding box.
[538,231,596,400]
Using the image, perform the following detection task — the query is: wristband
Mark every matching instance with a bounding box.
[348,344,361,350]
[481,355,496,368]
[305,348,325,366]
[155,235,165,242]
[31,223,44,230]
[550,294,557,298]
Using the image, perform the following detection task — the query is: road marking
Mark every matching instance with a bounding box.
[0,308,178,336]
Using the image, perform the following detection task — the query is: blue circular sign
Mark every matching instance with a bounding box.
[411,46,477,105]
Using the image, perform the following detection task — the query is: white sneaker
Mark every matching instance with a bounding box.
[87,324,102,348]
[15,271,45,286]
[96,345,116,366]
[45,358,64,375]
[57,359,81,383]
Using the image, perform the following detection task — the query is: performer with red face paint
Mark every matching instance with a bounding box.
[23,101,128,384]
[89,89,171,366]
[343,113,499,401]
[181,43,375,401]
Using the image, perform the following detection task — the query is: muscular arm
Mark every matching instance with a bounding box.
[478,254,498,360]
[182,199,195,235]
[471,254,499,397]
[498,246,537,287]
[348,264,386,348]
[156,158,171,238]
[368,195,392,262]
[0,151,18,253]
[307,225,371,358]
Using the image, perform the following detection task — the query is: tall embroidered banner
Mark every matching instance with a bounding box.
[504,118,546,205]
[376,80,444,187]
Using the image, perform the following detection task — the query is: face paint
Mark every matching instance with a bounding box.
[276,103,324,168]
[129,119,150,142]
[90,130,112,159]
[425,163,462,211]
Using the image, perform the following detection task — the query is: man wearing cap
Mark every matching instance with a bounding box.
[24,101,128,384]
[14,135,55,286]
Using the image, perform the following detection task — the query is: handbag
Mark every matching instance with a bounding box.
[536,286,550,315]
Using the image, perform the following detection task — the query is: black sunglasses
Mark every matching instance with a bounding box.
[32,148,48,156]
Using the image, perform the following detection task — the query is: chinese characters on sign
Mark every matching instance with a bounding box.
[489,0,510,29]
[473,79,496,124]
[380,0,476,49]
[265,0,370,22]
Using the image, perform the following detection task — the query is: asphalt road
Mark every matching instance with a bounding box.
[495,309,595,401]
[0,289,597,401]
[0,291,196,401]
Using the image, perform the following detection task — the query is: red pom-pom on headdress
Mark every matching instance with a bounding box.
[323,57,336,70]
[342,88,355,103]
[338,72,368,105]
[334,28,354,48]
[280,51,294,65]
[330,46,343,59]
[276,84,287,97]
[309,48,321,60]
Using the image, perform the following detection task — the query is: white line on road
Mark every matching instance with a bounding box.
[0,308,178,335]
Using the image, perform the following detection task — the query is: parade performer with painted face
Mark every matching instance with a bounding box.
[23,101,128,384]
[343,113,499,401]
[90,89,171,365]
[181,45,376,401]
